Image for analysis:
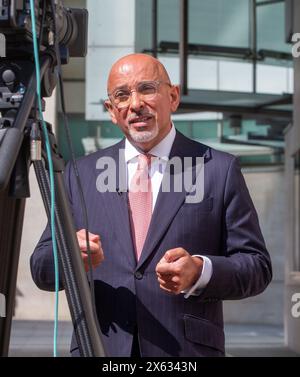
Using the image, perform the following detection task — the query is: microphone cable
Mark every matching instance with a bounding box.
[29,0,59,357]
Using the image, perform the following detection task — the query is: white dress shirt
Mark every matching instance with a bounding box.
[124,124,212,297]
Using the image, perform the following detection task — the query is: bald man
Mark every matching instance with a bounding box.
[31,54,272,357]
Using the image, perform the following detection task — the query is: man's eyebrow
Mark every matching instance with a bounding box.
[109,80,158,93]
[111,84,129,91]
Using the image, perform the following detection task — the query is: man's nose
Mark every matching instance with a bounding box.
[129,91,144,111]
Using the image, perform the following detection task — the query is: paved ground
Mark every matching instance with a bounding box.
[8,320,73,357]
[224,324,299,357]
[7,320,300,357]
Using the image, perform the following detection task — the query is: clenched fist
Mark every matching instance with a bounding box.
[155,248,203,294]
[77,229,104,272]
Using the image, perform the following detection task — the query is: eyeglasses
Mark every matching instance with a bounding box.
[108,80,172,109]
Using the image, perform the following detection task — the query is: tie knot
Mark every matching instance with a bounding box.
[138,154,152,170]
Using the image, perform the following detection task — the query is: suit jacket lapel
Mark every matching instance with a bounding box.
[99,139,136,268]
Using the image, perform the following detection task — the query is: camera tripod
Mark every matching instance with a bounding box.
[0,49,105,357]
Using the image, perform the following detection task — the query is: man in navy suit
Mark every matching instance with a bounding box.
[31,53,272,357]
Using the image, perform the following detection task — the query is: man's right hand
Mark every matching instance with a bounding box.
[77,229,104,272]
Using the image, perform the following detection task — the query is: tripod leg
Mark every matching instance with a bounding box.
[33,159,105,357]
[0,188,26,356]
[0,137,30,357]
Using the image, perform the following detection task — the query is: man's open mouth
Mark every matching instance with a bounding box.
[129,115,153,124]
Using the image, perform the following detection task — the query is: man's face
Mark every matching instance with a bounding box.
[105,55,180,152]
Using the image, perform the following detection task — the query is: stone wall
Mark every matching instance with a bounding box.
[224,166,285,325]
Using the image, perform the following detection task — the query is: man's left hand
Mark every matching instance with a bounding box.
[155,248,203,294]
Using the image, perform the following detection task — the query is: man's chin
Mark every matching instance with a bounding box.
[129,128,158,143]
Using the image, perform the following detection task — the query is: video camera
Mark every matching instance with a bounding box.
[0,0,88,58]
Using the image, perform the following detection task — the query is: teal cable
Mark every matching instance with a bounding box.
[29,0,59,357]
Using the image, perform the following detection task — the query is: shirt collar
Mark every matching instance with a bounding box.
[125,123,176,163]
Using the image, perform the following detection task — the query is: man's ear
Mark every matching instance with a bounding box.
[104,100,118,124]
[170,85,180,113]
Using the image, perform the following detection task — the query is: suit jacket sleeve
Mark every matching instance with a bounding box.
[30,162,74,291]
[198,157,272,301]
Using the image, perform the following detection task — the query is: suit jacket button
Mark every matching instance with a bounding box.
[134,271,143,280]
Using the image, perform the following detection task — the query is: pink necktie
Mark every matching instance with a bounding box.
[128,154,153,260]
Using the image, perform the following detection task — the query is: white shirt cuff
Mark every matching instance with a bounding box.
[183,255,213,299]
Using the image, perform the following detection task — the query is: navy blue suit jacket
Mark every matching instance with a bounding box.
[30,131,272,357]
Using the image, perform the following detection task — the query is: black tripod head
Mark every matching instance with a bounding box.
[0,0,88,59]
[0,0,88,192]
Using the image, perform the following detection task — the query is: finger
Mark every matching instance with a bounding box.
[79,245,100,254]
[77,229,100,242]
[156,272,173,279]
[78,240,101,253]
[77,229,90,240]
[78,238,100,247]
[163,248,186,263]
[156,262,175,275]
[80,245,103,255]
[157,275,173,285]
[77,229,86,236]
[157,277,178,289]
[87,246,104,260]
[156,261,181,276]
[156,271,178,281]
[78,235,100,245]
[159,279,182,295]
[89,234,100,242]
[82,252,103,267]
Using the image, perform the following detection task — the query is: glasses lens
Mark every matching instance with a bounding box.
[113,89,130,105]
[137,81,158,96]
